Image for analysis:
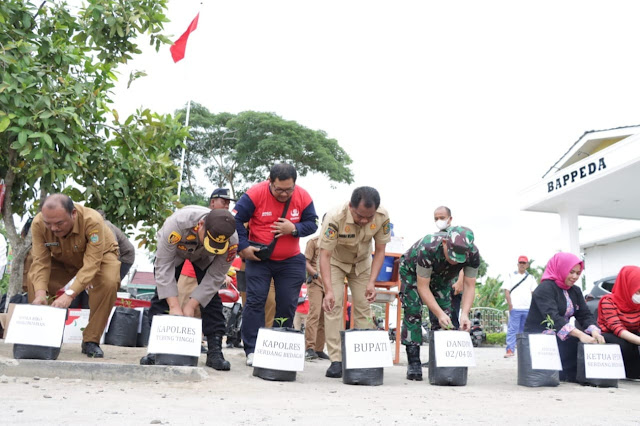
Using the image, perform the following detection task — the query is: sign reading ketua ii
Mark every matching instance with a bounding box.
[584,344,626,379]
[344,330,393,369]
[147,315,202,357]
[253,328,305,371]
[5,304,66,348]
[433,330,476,367]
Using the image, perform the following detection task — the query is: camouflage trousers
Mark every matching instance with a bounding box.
[400,264,455,346]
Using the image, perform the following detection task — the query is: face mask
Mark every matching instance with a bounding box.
[435,219,449,231]
[632,294,640,304]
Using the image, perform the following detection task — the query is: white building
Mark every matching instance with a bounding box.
[520,125,640,286]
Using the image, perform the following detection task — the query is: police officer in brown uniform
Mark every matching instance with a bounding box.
[319,186,391,378]
[29,194,120,358]
[140,206,238,370]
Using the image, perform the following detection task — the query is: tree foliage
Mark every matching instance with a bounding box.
[173,103,354,199]
[0,0,187,300]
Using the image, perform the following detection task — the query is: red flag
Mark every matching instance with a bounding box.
[170,13,200,63]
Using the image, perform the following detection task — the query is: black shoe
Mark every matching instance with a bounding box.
[406,345,423,381]
[316,351,330,360]
[140,354,156,365]
[206,335,231,371]
[325,361,343,378]
[305,348,318,360]
[81,342,104,358]
[201,345,208,353]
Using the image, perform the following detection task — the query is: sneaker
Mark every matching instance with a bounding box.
[504,349,515,358]
[315,351,330,360]
[305,348,318,360]
[325,361,343,378]
[246,353,254,366]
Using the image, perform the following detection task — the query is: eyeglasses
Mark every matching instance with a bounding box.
[271,184,295,195]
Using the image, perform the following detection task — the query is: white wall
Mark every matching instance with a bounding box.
[583,236,640,288]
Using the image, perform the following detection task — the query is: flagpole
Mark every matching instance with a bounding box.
[177,99,192,199]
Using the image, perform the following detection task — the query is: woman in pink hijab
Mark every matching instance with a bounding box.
[524,252,604,382]
[597,265,640,378]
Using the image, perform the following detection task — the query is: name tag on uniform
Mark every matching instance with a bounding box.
[45,242,60,247]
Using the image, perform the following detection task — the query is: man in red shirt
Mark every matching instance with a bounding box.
[233,163,318,366]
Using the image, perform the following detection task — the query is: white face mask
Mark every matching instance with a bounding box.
[632,294,640,304]
[435,219,450,231]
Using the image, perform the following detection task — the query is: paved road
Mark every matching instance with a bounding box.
[0,342,638,425]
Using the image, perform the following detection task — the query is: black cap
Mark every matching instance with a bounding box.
[210,188,236,202]
[203,210,236,255]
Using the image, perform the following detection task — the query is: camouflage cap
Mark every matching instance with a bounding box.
[445,226,476,263]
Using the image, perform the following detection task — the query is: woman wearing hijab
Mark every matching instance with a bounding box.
[597,265,640,379]
[524,252,605,382]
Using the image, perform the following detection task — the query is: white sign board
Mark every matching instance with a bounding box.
[584,344,626,379]
[63,309,105,344]
[5,305,66,348]
[147,315,202,357]
[344,330,393,369]
[253,328,305,371]
[529,334,562,370]
[433,330,476,367]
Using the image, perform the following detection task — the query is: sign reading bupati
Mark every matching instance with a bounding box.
[147,315,202,357]
[344,330,393,369]
[5,305,66,348]
[252,328,305,371]
[433,330,476,367]
[529,334,562,370]
[584,344,626,379]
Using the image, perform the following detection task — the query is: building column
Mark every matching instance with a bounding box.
[558,207,580,254]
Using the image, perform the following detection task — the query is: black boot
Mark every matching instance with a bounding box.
[406,345,423,381]
[205,335,231,371]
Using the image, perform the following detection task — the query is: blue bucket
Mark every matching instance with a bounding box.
[375,256,395,282]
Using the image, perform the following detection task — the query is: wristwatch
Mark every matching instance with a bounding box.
[65,289,75,298]
[291,227,299,237]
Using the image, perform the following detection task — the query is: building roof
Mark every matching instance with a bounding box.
[129,271,156,286]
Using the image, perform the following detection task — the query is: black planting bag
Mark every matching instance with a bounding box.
[576,342,618,388]
[341,330,384,386]
[516,333,559,387]
[13,344,61,360]
[252,327,301,382]
[428,331,467,386]
[104,306,139,347]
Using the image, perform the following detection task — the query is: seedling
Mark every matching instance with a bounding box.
[274,317,288,327]
[540,314,555,332]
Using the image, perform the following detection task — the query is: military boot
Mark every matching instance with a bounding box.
[406,345,423,381]
[205,335,231,371]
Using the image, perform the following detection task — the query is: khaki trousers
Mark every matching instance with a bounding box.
[324,264,373,362]
[293,311,308,330]
[264,280,276,327]
[177,274,201,318]
[27,252,119,343]
[304,280,326,351]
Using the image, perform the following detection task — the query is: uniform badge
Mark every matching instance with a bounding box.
[382,219,390,235]
[370,223,377,231]
[345,225,350,232]
[325,224,338,240]
[177,244,187,251]
[227,244,238,262]
[186,234,197,241]
[168,231,181,245]
[89,232,99,243]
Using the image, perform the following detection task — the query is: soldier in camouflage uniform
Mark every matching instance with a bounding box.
[399,226,480,381]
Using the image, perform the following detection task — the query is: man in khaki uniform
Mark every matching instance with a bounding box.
[319,186,391,378]
[304,234,328,360]
[29,194,120,358]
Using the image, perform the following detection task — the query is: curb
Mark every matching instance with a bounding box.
[0,357,208,382]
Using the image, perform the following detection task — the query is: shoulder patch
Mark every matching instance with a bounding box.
[227,244,238,262]
[168,231,181,245]
[325,223,338,240]
[382,219,390,235]
[186,234,197,241]
[89,232,99,244]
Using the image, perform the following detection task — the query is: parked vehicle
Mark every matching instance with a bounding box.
[584,275,616,321]
[470,311,485,347]
[219,280,243,348]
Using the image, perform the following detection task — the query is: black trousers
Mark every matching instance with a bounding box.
[557,335,579,382]
[603,332,640,379]
[149,262,225,337]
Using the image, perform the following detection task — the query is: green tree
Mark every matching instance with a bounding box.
[0,0,187,302]
[172,104,354,198]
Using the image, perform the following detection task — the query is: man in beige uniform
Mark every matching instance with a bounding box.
[319,186,391,378]
[303,234,328,360]
[29,194,119,358]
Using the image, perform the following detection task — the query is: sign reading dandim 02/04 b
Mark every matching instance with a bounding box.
[433,330,476,367]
